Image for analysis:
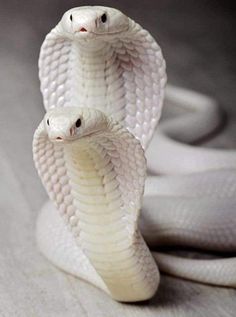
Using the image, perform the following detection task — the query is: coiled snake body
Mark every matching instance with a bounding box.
[33,6,236,302]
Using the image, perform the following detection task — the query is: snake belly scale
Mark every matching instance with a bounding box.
[33,6,236,302]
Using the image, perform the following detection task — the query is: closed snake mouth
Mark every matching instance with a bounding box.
[50,136,79,143]
[74,27,88,33]
[73,28,129,37]
[50,137,64,143]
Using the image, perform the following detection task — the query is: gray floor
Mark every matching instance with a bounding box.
[0,1,235,316]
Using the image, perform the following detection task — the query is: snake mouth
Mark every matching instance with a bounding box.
[50,137,64,143]
[74,27,88,33]
[73,28,129,38]
[50,136,79,144]
[74,29,90,34]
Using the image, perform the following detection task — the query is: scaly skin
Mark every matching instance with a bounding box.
[33,107,159,302]
[39,6,166,149]
[35,6,236,296]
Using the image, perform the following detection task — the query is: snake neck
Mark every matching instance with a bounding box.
[59,135,158,302]
[69,41,126,120]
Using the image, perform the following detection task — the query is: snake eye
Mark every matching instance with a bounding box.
[75,118,81,128]
[101,13,107,23]
[70,14,73,22]
[47,119,50,126]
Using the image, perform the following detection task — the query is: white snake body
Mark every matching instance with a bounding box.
[33,6,236,301]
[33,107,159,301]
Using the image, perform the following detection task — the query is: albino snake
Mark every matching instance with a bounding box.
[33,6,236,302]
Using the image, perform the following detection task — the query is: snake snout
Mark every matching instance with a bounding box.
[68,9,99,35]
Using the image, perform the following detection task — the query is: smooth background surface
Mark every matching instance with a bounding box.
[0,1,235,316]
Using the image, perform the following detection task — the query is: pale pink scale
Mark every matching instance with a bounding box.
[59,203,67,215]
[126,103,137,116]
[126,92,136,103]
[57,96,65,107]
[53,183,61,194]
[59,53,69,64]
[144,109,151,120]
[62,184,70,195]
[51,173,59,184]
[56,192,64,204]
[49,69,57,81]
[142,121,149,134]
[48,191,56,201]
[43,88,49,98]
[38,149,45,157]
[57,73,67,85]
[58,62,68,74]
[120,61,133,71]
[39,156,46,165]
[67,205,76,216]
[127,49,138,58]
[136,87,145,100]
[69,215,78,226]
[41,76,49,89]
[150,118,157,129]
[136,111,144,125]
[135,76,145,89]
[124,81,136,92]
[47,156,55,166]
[49,92,57,105]
[43,172,50,182]
[117,53,130,62]
[64,195,73,205]
[136,100,145,112]
[59,175,69,185]
[43,45,53,55]
[57,167,66,178]
[141,62,152,74]
[45,148,54,158]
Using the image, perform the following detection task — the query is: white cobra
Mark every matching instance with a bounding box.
[33,107,159,302]
[34,6,236,301]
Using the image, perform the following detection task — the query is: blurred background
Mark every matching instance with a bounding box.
[0,1,236,314]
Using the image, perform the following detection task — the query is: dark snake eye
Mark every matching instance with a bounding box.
[70,14,73,22]
[47,119,50,126]
[75,118,81,128]
[101,13,107,23]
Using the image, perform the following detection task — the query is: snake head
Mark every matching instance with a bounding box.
[44,107,109,143]
[59,6,129,40]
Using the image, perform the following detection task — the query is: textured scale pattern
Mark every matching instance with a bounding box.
[39,6,166,149]
[34,6,236,301]
[33,124,78,231]
[33,107,159,302]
